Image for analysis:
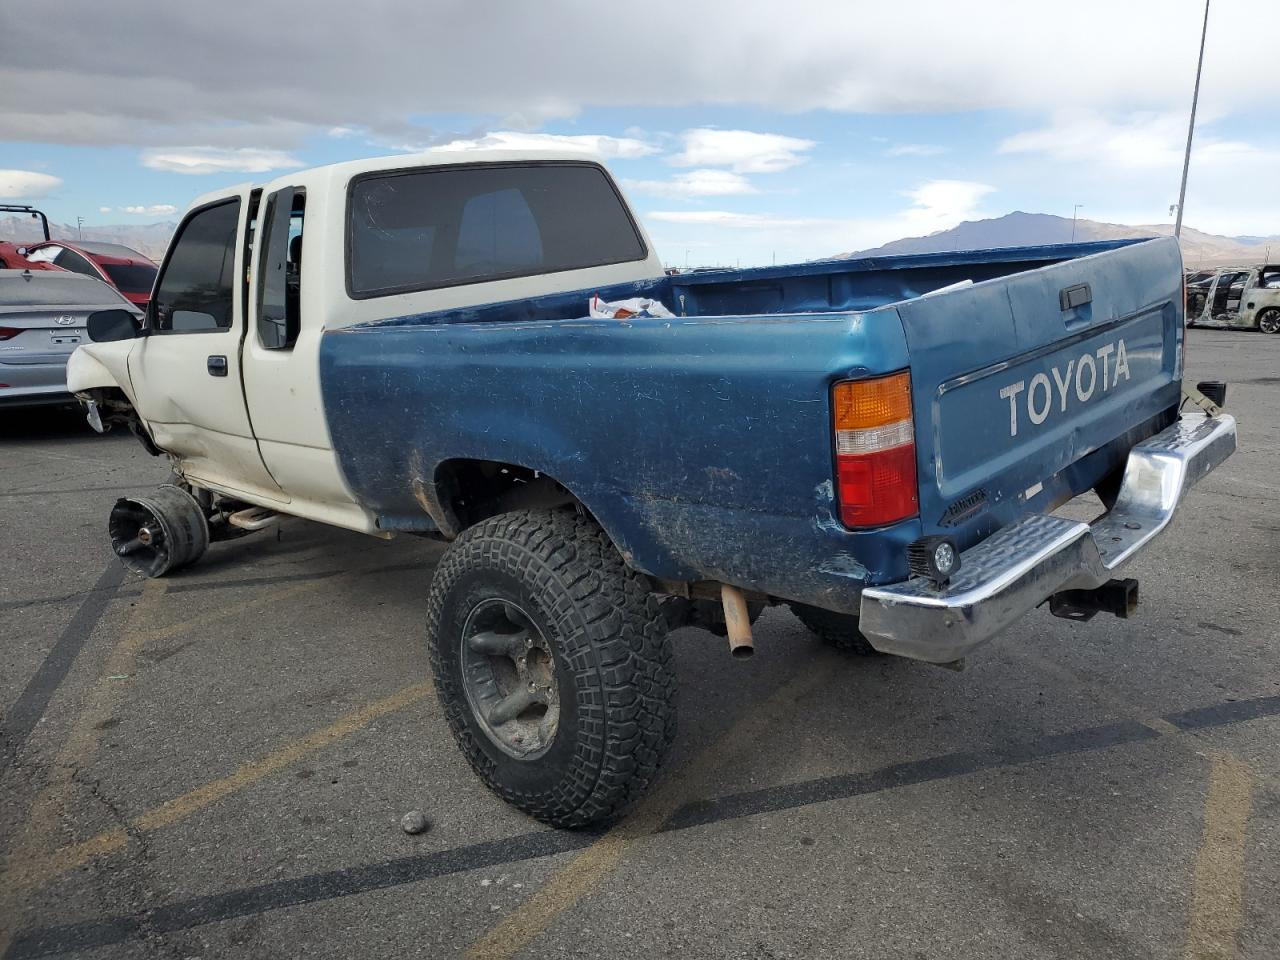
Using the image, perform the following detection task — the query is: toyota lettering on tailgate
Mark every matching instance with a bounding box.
[999,338,1132,437]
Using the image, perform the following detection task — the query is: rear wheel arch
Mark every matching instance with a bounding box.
[429,457,602,538]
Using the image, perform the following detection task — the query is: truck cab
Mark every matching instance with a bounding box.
[70,152,666,533]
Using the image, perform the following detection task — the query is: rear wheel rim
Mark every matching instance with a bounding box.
[1260,311,1280,334]
[459,597,560,760]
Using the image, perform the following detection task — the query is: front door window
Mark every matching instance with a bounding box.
[152,199,241,333]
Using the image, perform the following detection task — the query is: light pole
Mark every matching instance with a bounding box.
[1071,204,1083,242]
[1175,0,1211,239]
[76,216,85,240]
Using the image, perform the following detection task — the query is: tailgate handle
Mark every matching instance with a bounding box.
[1059,283,1092,311]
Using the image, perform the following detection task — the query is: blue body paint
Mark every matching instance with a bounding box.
[320,238,1183,612]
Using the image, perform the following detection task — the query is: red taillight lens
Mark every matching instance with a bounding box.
[833,372,919,528]
[0,327,20,341]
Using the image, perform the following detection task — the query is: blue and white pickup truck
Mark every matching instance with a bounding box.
[70,150,1236,826]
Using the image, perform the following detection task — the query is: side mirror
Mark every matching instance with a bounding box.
[87,309,143,342]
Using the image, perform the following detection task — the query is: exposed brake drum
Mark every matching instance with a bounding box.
[108,484,210,578]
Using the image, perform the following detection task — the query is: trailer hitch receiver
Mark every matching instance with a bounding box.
[1048,578,1139,622]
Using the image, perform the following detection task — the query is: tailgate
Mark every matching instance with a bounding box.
[898,237,1183,540]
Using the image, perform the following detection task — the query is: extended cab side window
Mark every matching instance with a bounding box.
[347,162,646,298]
[152,199,241,333]
[257,187,305,350]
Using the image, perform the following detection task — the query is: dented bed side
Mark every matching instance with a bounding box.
[318,238,1185,614]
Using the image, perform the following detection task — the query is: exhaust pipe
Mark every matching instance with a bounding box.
[721,584,754,658]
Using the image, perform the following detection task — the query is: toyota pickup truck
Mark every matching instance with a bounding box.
[69,150,1236,827]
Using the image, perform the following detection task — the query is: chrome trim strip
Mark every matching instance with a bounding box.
[858,412,1236,663]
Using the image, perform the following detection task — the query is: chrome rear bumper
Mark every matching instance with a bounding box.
[858,412,1237,663]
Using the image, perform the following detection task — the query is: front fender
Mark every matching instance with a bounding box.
[66,342,135,400]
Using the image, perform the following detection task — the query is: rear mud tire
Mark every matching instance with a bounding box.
[426,509,676,828]
[789,602,882,656]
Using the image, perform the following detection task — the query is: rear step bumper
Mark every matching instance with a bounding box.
[858,411,1237,664]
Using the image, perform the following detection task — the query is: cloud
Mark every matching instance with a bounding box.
[651,179,992,237]
[0,169,62,198]
[623,169,757,198]
[999,111,1280,171]
[98,206,112,213]
[140,147,303,175]
[120,204,178,215]
[896,179,995,232]
[6,0,1271,152]
[431,131,659,158]
[885,143,948,157]
[328,126,357,138]
[649,210,821,229]
[669,129,815,173]
[647,178,996,260]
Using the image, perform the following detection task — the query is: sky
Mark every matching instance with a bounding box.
[1,0,1276,267]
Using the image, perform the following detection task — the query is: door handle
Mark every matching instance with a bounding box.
[207,355,228,377]
[1059,283,1092,310]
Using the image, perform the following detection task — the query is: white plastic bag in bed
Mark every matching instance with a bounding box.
[588,294,675,320]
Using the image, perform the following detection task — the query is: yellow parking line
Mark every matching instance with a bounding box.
[464,660,834,960]
[1,568,426,949]
[130,576,334,650]
[1185,754,1253,960]
[0,578,166,949]
[15,681,434,896]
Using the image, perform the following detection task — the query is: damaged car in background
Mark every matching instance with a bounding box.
[1,268,141,410]
[67,150,1236,827]
[1185,263,1280,332]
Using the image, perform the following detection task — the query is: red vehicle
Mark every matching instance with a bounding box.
[23,239,158,308]
[0,242,64,271]
[0,204,64,272]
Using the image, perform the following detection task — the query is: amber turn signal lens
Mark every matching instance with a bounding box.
[833,371,913,430]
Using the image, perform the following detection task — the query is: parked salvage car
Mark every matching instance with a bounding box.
[1185,263,1280,333]
[23,240,158,308]
[0,204,63,272]
[0,243,65,272]
[68,151,1236,827]
[0,269,141,409]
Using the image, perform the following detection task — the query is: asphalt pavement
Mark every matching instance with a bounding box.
[1,328,1278,959]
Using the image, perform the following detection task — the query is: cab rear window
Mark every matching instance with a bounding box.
[346,162,646,298]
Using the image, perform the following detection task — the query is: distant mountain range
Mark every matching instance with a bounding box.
[0,216,175,260]
[5,210,1276,272]
[843,212,1279,269]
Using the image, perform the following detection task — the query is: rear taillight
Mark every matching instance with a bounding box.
[833,371,918,528]
[0,327,20,341]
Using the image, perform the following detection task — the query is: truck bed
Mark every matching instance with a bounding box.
[365,239,1146,327]
[320,238,1183,612]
